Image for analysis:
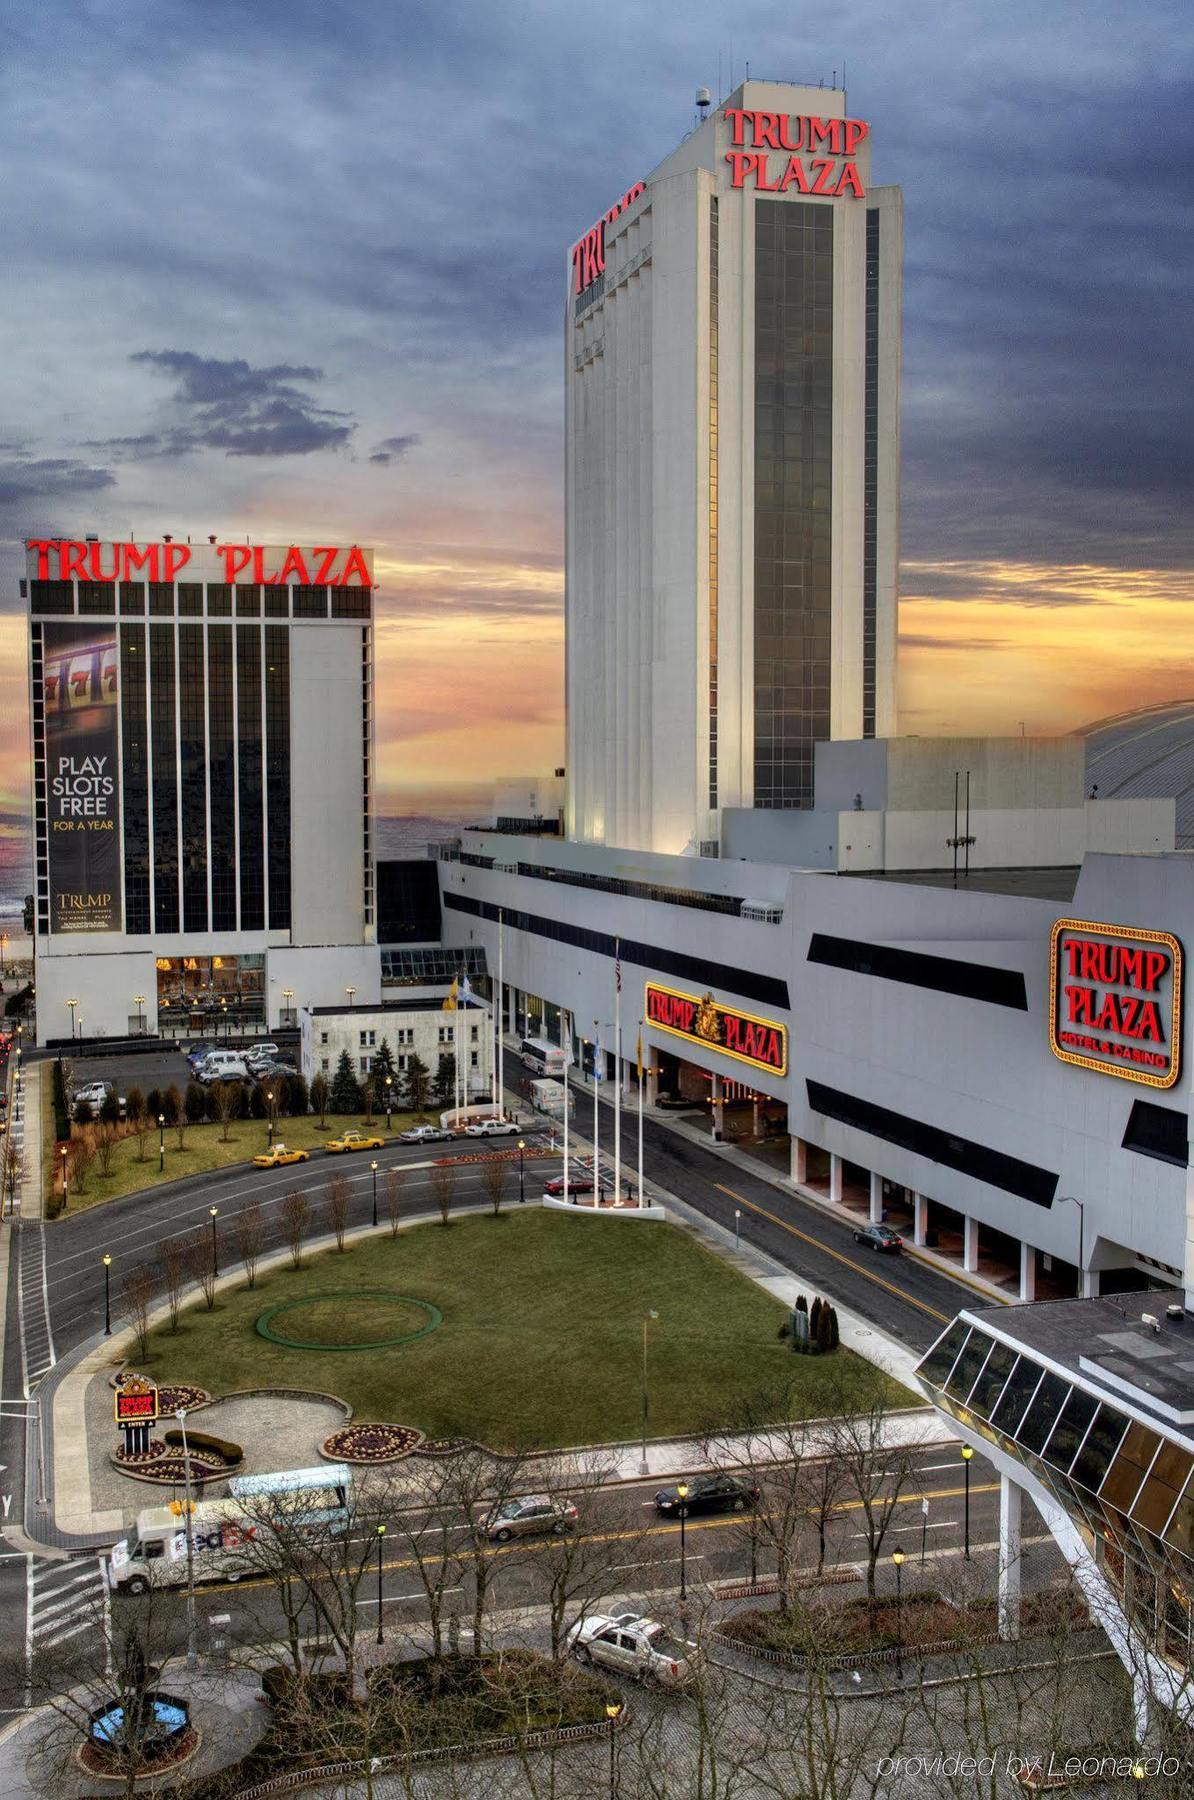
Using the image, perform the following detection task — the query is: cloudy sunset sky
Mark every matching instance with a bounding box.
[3,0,1193,844]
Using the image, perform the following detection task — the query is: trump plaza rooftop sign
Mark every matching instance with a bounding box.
[1049,917,1182,1089]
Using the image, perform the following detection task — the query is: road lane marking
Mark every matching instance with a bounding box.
[713,1183,951,1326]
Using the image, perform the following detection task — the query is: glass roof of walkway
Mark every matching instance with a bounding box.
[916,1298,1194,1605]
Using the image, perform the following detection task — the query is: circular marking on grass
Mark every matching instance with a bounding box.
[255,1292,443,1352]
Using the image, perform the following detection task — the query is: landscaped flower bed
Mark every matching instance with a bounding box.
[321,1422,425,1464]
[720,1589,1088,1660]
[111,1445,227,1483]
[112,1439,167,1467]
[156,1383,211,1413]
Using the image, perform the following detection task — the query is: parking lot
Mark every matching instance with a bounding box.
[62,1037,291,1101]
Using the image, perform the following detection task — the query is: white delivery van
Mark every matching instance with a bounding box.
[109,1464,351,1593]
[196,1051,250,1085]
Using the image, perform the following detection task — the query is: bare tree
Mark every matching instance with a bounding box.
[383,1166,403,1236]
[480,1156,509,1218]
[236,1200,265,1288]
[823,1366,918,1602]
[361,1073,376,1124]
[184,1229,217,1312]
[156,1234,187,1332]
[211,1078,241,1143]
[325,1175,351,1251]
[95,1120,119,1178]
[120,1264,154,1360]
[430,1159,457,1227]
[529,1459,655,1662]
[67,1129,95,1197]
[310,1071,329,1130]
[282,1189,310,1269]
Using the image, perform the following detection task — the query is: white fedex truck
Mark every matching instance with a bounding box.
[109,1465,351,1594]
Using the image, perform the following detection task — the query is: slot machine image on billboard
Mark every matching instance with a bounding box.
[43,624,122,933]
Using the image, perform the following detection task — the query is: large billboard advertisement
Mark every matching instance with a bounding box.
[645,982,788,1076]
[43,625,122,934]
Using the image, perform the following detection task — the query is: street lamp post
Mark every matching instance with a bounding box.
[961,1444,973,1559]
[605,1700,622,1797]
[66,997,78,1039]
[346,986,356,1008]
[385,1074,393,1131]
[734,1208,741,1250]
[371,1159,379,1229]
[281,987,294,1027]
[266,1091,275,1147]
[209,1206,219,1280]
[176,1408,198,1668]
[518,1138,525,1204]
[60,1144,68,1213]
[892,1545,906,1679]
[640,1308,659,1476]
[1058,1193,1086,1297]
[676,1481,690,1604]
[376,1523,386,1645]
[133,994,146,1035]
[158,1113,165,1173]
[102,1255,111,1335]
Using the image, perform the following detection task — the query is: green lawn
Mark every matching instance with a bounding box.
[137,1209,909,1449]
[47,1109,432,1213]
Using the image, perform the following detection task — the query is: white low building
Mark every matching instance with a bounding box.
[300,998,492,1104]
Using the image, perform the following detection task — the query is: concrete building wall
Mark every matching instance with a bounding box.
[301,1002,491,1099]
[288,624,368,948]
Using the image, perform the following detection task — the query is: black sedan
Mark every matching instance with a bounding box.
[654,1473,759,1517]
[852,1223,904,1253]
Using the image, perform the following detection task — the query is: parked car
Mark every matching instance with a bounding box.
[244,1042,280,1068]
[196,1052,250,1085]
[252,1062,294,1084]
[654,1473,759,1517]
[398,1124,453,1144]
[185,1041,217,1070]
[252,1144,310,1169]
[566,1613,699,1688]
[326,1128,385,1154]
[463,1119,518,1138]
[483,1494,578,1543]
[852,1223,904,1254]
[543,1170,597,1197]
[71,1080,125,1116]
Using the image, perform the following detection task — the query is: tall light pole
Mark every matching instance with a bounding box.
[961,1444,973,1559]
[371,1159,379,1228]
[66,997,78,1039]
[102,1254,111,1335]
[640,1308,659,1475]
[176,1408,198,1668]
[133,994,146,1035]
[605,1700,622,1797]
[518,1138,525,1204]
[209,1205,220,1280]
[281,986,294,1027]
[677,1481,690,1604]
[385,1074,393,1131]
[266,1091,275,1147]
[892,1544,906,1679]
[1058,1193,1086,1297]
[346,985,356,1008]
[375,1522,386,1645]
[60,1144,68,1213]
[734,1208,741,1250]
[158,1113,165,1173]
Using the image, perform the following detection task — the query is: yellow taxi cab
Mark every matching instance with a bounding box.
[326,1128,385,1155]
[252,1143,310,1169]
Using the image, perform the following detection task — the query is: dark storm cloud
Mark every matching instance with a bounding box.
[129,350,354,457]
[0,453,117,537]
[369,435,420,465]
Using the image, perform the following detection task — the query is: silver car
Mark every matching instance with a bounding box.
[566,1612,699,1688]
[485,1494,578,1542]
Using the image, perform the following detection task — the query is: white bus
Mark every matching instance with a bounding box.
[109,1464,351,1593]
[520,1037,566,1077]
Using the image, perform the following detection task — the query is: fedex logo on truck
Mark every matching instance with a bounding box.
[177,1522,259,1557]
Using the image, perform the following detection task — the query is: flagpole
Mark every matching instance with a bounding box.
[637,1020,645,1209]
[613,942,622,1205]
[496,909,504,1119]
[562,1013,571,1205]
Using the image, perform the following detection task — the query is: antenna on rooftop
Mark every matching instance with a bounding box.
[695,87,712,125]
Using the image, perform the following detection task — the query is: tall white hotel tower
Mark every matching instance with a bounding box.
[565,81,902,854]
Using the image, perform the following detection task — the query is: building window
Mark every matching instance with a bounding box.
[292,585,328,618]
[397,1054,409,1071]
[265,626,291,929]
[753,199,833,808]
[470,1025,479,1042]
[320,1031,328,1045]
[237,623,265,930]
[359,1056,371,1074]
[149,622,179,932]
[120,625,150,934]
[207,625,236,931]
[321,1057,329,1072]
[471,1051,478,1068]
[708,195,720,809]
[438,1026,452,1044]
[862,206,880,736]
[179,623,208,932]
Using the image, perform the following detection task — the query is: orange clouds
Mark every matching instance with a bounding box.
[898,560,1194,738]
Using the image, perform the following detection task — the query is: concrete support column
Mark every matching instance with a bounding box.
[869,1170,883,1225]
[998,1474,1022,1642]
[1080,1268,1098,1298]
[790,1136,808,1185]
[752,1099,761,1140]
[963,1214,980,1274]
[913,1192,928,1247]
[829,1153,843,1206]
[711,1073,724,1142]
[1019,1241,1036,1303]
[646,1060,659,1105]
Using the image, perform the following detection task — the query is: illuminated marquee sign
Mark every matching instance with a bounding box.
[645,982,788,1076]
[25,539,372,586]
[114,1375,160,1425]
[724,108,868,197]
[1049,918,1182,1089]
